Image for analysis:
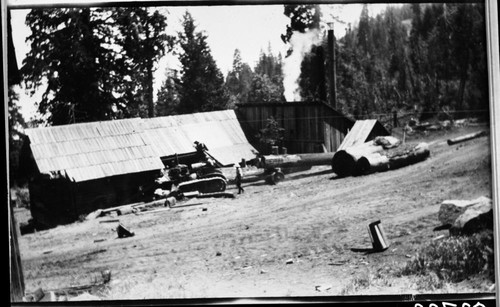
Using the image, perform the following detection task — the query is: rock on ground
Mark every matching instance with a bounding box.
[438,196,491,225]
[450,199,493,235]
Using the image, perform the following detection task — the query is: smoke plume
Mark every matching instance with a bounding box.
[282,29,322,102]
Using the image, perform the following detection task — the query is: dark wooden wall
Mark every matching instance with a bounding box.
[29,170,160,229]
[236,102,353,154]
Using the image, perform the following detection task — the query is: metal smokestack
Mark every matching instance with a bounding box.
[327,22,337,109]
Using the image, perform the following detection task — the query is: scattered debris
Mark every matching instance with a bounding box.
[68,292,102,301]
[117,205,134,216]
[99,219,120,224]
[315,284,332,292]
[433,224,451,231]
[328,261,346,266]
[197,192,235,199]
[135,207,171,215]
[164,197,177,208]
[447,131,487,145]
[432,235,446,241]
[23,288,45,302]
[85,209,103,220]
[116,224,135,238]
[285,259,294,264]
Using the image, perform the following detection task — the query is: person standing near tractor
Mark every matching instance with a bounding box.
[235,166,244,194]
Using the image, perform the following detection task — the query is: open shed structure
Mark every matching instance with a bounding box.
[337,119,391,150]
[236,101,355,154]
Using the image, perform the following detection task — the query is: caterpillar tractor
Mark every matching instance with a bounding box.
[153,142,227,199]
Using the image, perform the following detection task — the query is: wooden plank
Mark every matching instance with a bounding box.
[10,203,25,302]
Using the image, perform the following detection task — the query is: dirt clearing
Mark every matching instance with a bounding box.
[16,125,494,299]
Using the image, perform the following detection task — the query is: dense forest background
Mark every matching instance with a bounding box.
[8,3,489,185]
[280,3,488,125]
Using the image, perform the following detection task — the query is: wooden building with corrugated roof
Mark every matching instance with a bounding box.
[22,118,164,228]
[21,110,259,228]
[236,101,355,154]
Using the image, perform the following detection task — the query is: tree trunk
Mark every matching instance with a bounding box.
[457,51,469,113]
[447,131,487,145]
[353,143,430,176]
[147,58,155,118]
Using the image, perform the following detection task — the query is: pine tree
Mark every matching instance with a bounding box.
[22,8,121,125]
[156,68,180,116]
[225,49,254,105]
[114,7,173,118]
[176,11,229,114]
[249,46,285,103]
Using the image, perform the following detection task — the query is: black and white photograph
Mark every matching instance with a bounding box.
[6,0,499,302]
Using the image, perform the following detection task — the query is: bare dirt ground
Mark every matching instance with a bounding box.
[15,124,494,299]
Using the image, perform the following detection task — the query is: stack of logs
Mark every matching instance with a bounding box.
[332,136,430,177]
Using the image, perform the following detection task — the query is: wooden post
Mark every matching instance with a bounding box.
[10,202,25,301]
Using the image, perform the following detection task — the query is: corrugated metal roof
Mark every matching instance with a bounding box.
[337,119,386,150]
[25,110,259,181]
[142,110,258,166]
[25,118,164,182]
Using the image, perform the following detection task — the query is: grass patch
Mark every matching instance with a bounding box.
[401,230,494,284]
[340,271,372,295]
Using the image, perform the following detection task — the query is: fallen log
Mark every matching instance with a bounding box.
[355,153,390,175]
[387,142,430,170]
[197,192,235,199]
[447,131,487,145]
[331,141,385,177]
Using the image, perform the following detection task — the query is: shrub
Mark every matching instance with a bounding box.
[10,185,30,208]
[401,231,495,283]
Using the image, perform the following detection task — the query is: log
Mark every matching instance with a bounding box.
[197,192,235,199]
[355,153,390,175]
[332,141,385,177]
[387,142,430,170]
[117,205,134,216]
[262,152,334,169]
[447,131,487,145]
